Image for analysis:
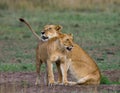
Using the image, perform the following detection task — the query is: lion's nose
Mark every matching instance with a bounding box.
[41,31,45,34]
[66,46,73,51]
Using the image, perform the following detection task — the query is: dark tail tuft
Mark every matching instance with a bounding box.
[19,18,25,22]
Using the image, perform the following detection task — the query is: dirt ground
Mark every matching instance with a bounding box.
[0,70,120,93]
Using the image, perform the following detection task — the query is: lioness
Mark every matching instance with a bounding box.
[39,23,101,85]
[36,34,73,85]
[66,43,101,85]
[19,18,73,85]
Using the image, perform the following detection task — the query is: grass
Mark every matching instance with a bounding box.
[101,75,120,85]
[100,75,111,85]
[0,10,120,72]
[0,1,120,85]
[0,62,47,72]
[0,63,35,72]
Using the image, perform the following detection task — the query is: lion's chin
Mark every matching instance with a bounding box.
[41,38,48,41]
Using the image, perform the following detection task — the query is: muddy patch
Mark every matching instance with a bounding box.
[0,71,120,93]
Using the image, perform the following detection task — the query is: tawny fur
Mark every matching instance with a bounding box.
[19,18,73,85]
[19,18,67,84]
[36,34,73,85]
[40,27,101,85]
[19,18,101,85]
[66,43,101,85]
[19,18,41,40]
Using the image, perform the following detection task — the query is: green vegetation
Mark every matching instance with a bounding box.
[101,75,120,85]
[100,75,111,84]
[0,63,35,72]
[0,10,120,71]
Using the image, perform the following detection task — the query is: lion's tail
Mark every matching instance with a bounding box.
[19,18,41,40]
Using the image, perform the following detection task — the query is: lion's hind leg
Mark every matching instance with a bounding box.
[77,75,90,85]
[77,74,98,85]
[35,60,42,85]
[67,75,93,85]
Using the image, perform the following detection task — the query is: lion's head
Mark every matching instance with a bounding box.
[59,34,74,51]
[41,25,62,41]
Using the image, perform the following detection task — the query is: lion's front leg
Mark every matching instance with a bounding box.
[60,59,68,85]
[35,58,42,85]
[47,60,55,86]
[56,61,62,84]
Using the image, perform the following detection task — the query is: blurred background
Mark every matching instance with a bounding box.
[0,0,120,85]
[0,0,120,11]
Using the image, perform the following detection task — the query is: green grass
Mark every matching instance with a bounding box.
[0,63,35,72]
[0,9,120,73]
[0,63,47,72]
[100,75,111,85]
[101,75,120,85]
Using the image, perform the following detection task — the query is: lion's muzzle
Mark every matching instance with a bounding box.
[66,46,73,51]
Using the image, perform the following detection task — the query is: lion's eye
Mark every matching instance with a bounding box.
[66,39,69,41]
[48,28,51,30]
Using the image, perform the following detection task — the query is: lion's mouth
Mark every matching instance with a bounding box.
[41,36,49,41]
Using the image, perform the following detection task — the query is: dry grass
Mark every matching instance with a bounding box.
[0,0,120,11]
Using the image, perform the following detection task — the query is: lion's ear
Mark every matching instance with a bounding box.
[69,33,73,37]
[69,33,73,39]
[55,25,63,31]
[44,25,49,28]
